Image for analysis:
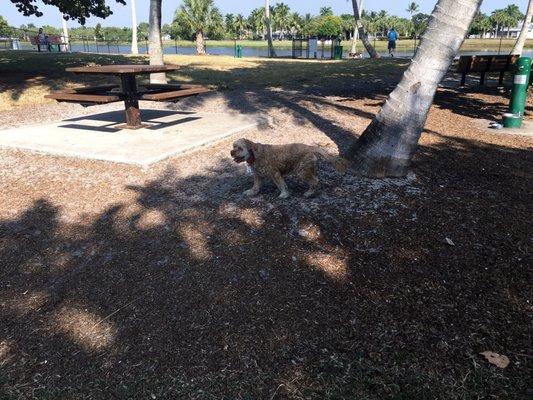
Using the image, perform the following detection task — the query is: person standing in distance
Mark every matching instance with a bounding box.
[387,27,398,57]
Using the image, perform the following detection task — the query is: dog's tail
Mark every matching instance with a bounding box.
[314,147,348,173]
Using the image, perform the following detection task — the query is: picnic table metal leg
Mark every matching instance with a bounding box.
[120,74,143,129]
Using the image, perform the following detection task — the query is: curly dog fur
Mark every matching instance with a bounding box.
[230,138,346,198]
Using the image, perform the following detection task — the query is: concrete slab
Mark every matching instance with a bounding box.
[0,109,262,166]
[493,120,533,138]
[476,118,533,138]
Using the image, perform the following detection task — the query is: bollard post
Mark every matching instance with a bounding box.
[503,56,532,128]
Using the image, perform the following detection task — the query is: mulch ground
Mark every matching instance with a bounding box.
[0,71,531,399]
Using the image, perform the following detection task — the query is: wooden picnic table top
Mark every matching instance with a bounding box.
[66,64,179,75]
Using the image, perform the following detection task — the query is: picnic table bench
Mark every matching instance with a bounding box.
[45,64,210,129]
[30,34,65,52]
[456,54,519,86]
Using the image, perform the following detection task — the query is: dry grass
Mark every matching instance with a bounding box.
[0,51,406,111]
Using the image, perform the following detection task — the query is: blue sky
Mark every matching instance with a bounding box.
[1,0,528,28]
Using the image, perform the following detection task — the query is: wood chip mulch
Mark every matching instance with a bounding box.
[0,79,531,399]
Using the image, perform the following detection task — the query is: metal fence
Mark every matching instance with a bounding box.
[1,26,156,55]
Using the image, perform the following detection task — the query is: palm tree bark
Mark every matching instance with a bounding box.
[148,0,166,83]
[350,27,358,54]
[131,0,139,55]
[351,0,379,58]
[196,30,206,55]
[265,0,276,57]
[511,0,533,55]
[347,0,482,177]
[512,0,533,55]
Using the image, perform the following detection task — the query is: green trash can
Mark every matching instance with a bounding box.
[235,44,242,58]
[333,45,343,60]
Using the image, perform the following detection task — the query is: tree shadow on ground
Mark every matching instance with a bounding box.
[1,132,530,399]
[0,52,146,101]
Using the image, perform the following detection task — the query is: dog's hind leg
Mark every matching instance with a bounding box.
[272,171,290,199]
[303,174,319,198]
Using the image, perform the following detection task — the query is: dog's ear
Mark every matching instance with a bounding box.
[240,139,256,152]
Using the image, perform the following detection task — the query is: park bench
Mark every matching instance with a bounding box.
[456,54,519,86]
[29,34,65,52]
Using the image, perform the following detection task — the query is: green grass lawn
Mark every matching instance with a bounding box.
[0,51,408,110]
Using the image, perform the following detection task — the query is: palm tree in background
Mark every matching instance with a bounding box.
[406,1,419,36]
[406,2,419,14]
[273,2,290,39]
[320,7,334,17]
[234,14,247,39]
[347,0,362,54]
[503,4,524,37]
[512,0,533,54]
[289,12,303,37]
[248,7,265,39]
[130,0,138,54]
[148,0,165,83]
[225,13,235,36]
[491,7,522,38]
[265,0,276,57]
[351,0,379,58]
[348,0,482,177]
[471,12,492,38]
[177,0,220,55]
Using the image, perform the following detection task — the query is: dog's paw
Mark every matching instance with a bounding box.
[278,191,290,199]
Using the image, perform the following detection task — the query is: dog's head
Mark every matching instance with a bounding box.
[230,138,255,163]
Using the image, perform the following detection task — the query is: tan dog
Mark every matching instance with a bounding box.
[230,138,346,198]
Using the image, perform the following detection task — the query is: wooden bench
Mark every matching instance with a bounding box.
[30,34,65,52]
[139,84,210,101]
[45,83,208,106]
[456,54,519,86]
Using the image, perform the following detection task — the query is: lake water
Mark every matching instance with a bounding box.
[16,41,528,59]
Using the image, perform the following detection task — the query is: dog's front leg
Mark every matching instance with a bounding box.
[244,174,262,197]
[272,172,290,199]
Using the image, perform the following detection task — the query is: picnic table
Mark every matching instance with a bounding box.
[45,64,209,129]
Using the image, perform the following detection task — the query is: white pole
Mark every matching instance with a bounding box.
[131,0,139,54]
[61,15,69,51]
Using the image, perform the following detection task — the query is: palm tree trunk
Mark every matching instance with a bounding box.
[61,16,69,51]
[512,0,533,55]
[196,30,206,55]
[350,27,358,53]
[265,0,276,57]
[351,0,379,58]
[148,0,166,83]
[131,0,139,55]
[347,0,482,177]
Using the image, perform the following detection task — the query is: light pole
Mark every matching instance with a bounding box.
[131,0,139,54]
